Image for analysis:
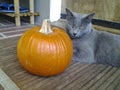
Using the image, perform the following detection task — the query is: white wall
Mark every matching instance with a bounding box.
[50,0,61,22]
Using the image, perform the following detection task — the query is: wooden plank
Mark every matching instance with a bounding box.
[0,58,18,71]
[0,12,39,17]
[12,71,38,85]
[97,69,120,90]
[62,64,107,90]
[0,13,15,17]
[0,26,33,47]
[0,46,16,59]
[89,67,117,90]
[0,33,6,38]
[16,72,45,89]
[0,25,33,32]
[32,63,89,90]
[106,74,120,90]
[45,64,93,90]
[19,62,77,89]
[80,66,112,90]
[29,0,34,24]
[0,84,4,90]
[0,69,20,90]
[0,34,3,37]
[14,0,21,26]
[3,29,26,36]
[114,80,120,90]
[0,36,120,90]
[17,62,74,89]
[0,36,19,49]
[34,12,40,16]
[0,34,21,40]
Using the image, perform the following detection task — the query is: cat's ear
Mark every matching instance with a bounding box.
[84,13,95,23]
[66,8,74,20]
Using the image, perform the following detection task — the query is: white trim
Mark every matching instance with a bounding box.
[0,23,6,26]
[0,33,6,38]
[2,29,27,34]
[0,34,22,40]
[0,69,20,90]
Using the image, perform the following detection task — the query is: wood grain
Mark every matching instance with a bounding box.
[0,69,20,90]
[0,31,120,90]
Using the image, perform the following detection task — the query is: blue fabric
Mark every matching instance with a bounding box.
[0,3,29,13]
[0,4,9,10]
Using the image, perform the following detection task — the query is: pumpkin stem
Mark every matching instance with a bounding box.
[39,19,53,34]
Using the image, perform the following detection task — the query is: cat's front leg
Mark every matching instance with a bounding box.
[72,48,81,61]
[72,47,95,63]
[72,54,81,62]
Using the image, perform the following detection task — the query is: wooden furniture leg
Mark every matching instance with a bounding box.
[29,0,34,24]
[14,0,21,26]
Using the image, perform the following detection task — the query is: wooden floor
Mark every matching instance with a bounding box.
[0,24,33,39]
[0,26,120,90]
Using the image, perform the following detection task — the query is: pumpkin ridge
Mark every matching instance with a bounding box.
[28,30,42,73]
[59,29,72,68]
[54,37,62,74]
[54,34,67,74]
[18,30,36,71]
[48,35,58,75]
[25,31,40,73]
[57,34,70,71]
[37,36,56,75]
[47,37,57,75]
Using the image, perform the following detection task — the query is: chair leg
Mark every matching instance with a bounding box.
[14,0,20,26]
[29,0,34,25]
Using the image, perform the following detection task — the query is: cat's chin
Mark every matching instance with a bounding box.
[71,36,80,39]
[71,37,77,39]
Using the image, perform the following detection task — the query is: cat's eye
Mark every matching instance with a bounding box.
[71,20,75,28]
[80,25,85,29]
[70,22,74,28]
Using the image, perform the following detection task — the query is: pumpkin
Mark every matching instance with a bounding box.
[17,19,73,76]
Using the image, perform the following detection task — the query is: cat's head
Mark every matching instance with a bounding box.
[66,8,95,39]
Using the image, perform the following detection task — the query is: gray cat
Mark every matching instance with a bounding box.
[52,9,120,67]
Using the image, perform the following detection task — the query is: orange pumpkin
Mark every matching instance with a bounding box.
[17,19,73,76]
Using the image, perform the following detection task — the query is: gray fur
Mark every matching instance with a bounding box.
[52,9,120,67]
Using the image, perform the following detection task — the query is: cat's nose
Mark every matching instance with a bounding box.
[73,33,77,36]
